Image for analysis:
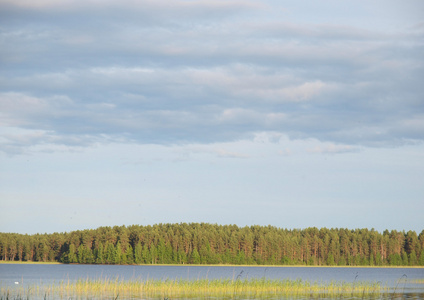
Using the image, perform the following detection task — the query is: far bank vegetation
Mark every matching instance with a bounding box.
[1,224,423,266]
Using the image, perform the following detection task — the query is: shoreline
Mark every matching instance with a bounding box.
[1,261,423,268]
[0,261,62,265]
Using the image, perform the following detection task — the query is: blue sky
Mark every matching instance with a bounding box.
[1,0,423,234]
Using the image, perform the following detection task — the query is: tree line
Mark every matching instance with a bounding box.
[1,223,423,266]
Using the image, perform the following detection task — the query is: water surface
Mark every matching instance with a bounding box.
[1,264,423,299]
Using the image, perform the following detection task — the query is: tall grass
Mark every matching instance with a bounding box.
[1,277,386,299]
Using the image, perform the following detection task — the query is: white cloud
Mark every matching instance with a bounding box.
[2,0,424,236]
[0,0,262,18]
[307,144,359,154]
[0,93,48,127]
[280,81,330,101]
[1,0,423,155]
[239,80,334,102]
[215,149,249,159]
[219,108,260,124]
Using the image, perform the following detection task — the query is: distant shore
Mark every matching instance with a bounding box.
[1,261,423,268]
[0,261,62,265]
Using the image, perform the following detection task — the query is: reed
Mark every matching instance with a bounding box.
[409,278,424,284]
[1,277,387,299]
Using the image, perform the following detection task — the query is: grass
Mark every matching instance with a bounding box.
[1,277,386,299]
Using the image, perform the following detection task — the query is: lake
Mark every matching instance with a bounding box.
[1,264,423,299]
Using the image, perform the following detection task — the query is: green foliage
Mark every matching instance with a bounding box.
[68,244,77,263]
[190,248,201,264]
[409,250,418,266]
[0,225,423,266]
[337,256,346,266]
[105,242,116,264]
[126,244,134,264]
[326,254,335,266]
[419,251,424,266]
[95,242,104,264]
[388,253,402,266]
[141,244,150,264]
[402,251,409,265]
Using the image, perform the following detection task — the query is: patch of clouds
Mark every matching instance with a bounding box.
[3,0,261,11]
[1,0,423,156]
[240,80,334,102]
[308,144,359,155]
[0,127,95,155]
[0,0,262,27]
[278,148,292,156]
[218,108,260,124]
[389,115,424,141]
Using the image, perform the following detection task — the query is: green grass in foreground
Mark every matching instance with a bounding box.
[1,278,386,299]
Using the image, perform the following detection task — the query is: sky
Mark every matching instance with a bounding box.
[1,0,423,235]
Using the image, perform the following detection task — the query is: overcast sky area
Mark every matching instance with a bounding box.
[1,0,423,235]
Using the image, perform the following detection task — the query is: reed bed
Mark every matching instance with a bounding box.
[409,278,424,284]
[1,277,386,299]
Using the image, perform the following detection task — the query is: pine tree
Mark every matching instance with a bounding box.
[419,251,424,266]
[126,244,134,264]
[115,242,122,264]
[190,248,200,264]
[141,244,150,264]
[409,250,418,266]
[77,244,85,263]
[326,254,335,266]
[105,242,116,264]
[69,244,77,263]
[150,244,158,264]
[134,243,143,264]
[401,251,409,265]
[95,242,104,264]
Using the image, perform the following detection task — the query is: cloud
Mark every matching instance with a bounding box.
[1,0,423,155]
[215,149,249,158]
[235,80,334,102]
[307,144,359,155]
[0,0,261,10]
[0,0,262,26]
[0,127,102,155]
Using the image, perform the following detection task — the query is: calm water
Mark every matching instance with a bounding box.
[1,264,423,299]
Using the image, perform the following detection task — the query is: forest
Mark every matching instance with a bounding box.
[1,223,423,266]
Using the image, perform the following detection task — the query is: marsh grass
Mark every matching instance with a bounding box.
[409,278,424,284]
[1,277,386,300]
